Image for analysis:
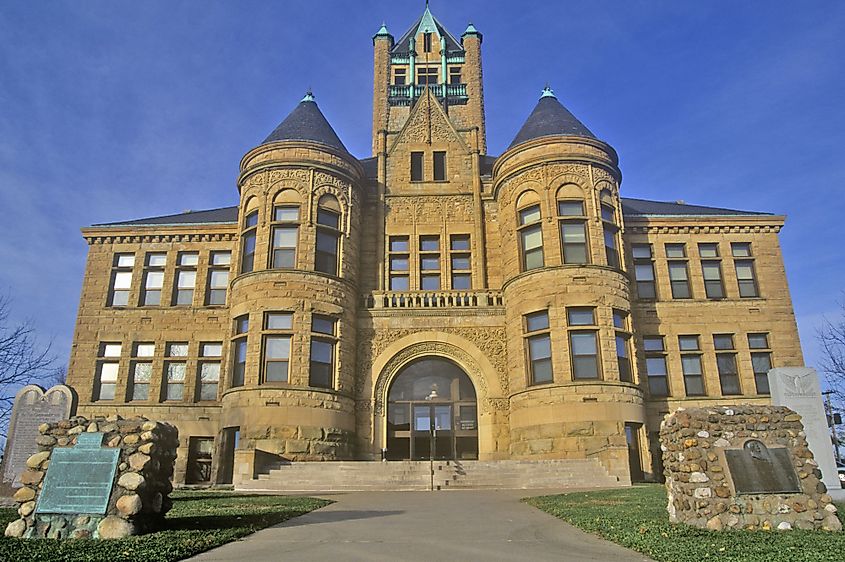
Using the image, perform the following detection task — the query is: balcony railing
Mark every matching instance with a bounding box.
[364,290,504,310]
[388,83,468,106]
[390,53,465,65]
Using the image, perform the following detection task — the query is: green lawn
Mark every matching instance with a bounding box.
[526,485,845,562]
[0,490,330,562]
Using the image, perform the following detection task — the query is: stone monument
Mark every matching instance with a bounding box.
[768,367,841,490]
[0,384,75,489]
[660,405,841,531]
[4,415,178,539]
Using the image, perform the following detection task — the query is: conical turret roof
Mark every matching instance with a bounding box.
[508,87,595,149]
[262,92,348,153]
[391,4,462,53]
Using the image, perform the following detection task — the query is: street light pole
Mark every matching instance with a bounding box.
[822,391,841,464]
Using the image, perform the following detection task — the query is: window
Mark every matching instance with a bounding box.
[632,244,656,299]
[449,66,461,85]
[197,342,222,401]
[94,342,121,401]
[129,342,154,401]
[263,313,293,383]
[240,210,258,273]
[568,308,599,379]
[394,68,406,86]
[701,261,725,299]
[231,315,248,387]
[678,335,705,396]
[417,66,437,84]
[310,315,337,389]
[109,253,135,306]
[732,243,759,298]
[423,32,432,53]
[748,333,772,394]
[388,236,410,291]
[315,204,341,276]
[163,342,187,401]
[558,200,588,264]
[271,206,299,269]
[643,336,669,397]
[614,310,632,383]
[714,334,741,395]
[601,204,620,269]
[525,311,552,384]
[141,252,166,306]
[419,235,440,290]
[518,204,544,271]
[666,244,691,299]
[206,251,231,305]
[433,151,447,181]
[410,151,424,181]
[450,235,472,290]
[174,252,198,306]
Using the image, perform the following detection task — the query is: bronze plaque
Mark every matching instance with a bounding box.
[725,440,802,495]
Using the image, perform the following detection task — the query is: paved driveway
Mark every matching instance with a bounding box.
[189,490,653,562]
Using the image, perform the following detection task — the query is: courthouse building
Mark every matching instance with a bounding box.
[65,6,803,486]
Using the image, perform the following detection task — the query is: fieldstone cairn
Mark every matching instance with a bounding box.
[4,415,178,539]
[660,405,841,532]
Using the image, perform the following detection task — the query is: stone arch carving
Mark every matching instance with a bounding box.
[271,187,302,205]
[313,184,351,235]
[371,333,503,416]
[555,182,586,200]
[549,172,588,195]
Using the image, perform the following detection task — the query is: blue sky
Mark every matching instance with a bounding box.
[0,1,843,387]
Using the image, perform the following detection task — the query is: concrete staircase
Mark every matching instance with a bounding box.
[236,459,623,492]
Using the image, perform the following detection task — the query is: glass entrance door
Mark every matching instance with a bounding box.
[410,404,454,460]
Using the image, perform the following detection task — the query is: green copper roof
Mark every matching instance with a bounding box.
[391,5,462,53]
[540,85,556,98]
[373,23,391,39]
[462,22,481,36]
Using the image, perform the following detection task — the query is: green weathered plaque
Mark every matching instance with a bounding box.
[35,432,120,515]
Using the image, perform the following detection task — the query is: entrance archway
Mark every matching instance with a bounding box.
[386,357,478,461]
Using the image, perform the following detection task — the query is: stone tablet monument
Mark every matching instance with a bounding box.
[768,367,841,490]
[4,415,178,539]
[661,405,841,531]
[1,384,75,488]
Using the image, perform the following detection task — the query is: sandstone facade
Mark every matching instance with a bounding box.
[63,6,803,486]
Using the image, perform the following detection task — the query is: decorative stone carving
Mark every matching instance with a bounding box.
[390,90,466,149]
[385,195,474,225]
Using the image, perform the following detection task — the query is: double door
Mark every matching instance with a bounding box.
[387,401,478,460]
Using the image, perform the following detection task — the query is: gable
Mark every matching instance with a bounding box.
[388,89,470,155]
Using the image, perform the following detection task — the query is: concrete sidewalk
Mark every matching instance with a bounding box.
[189,490,653,562]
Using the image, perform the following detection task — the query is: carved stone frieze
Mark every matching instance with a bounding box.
[385,195,474,225]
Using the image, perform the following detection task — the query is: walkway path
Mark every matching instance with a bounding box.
[189,490,653,562]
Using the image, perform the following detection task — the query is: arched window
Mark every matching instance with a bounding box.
[271,190,300,269]
[240,201,259,274]
[315,194,341,276]
[600,189,620,269]
[556,184,589,264]
[516,191,544,271]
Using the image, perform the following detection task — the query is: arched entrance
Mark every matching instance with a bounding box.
[386,357,478,461]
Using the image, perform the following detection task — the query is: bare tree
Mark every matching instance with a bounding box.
[0,295,55,440]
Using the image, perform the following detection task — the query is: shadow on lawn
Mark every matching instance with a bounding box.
[166,509,403,532]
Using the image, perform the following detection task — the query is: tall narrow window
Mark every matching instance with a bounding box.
[174,252,198,306]
[732,243,759,298]
[666,244,691,299]
[524,311,552,385]
[240,210,258,273]
[388,236,410,290]
[231,315,249,388]
[315,199,341,276]
[263,312,293,383]
[632,244,656,299]
[206,251,231,305]
[197,342,222,401]
[601,204,620,269]
[394,68,407,85]
[163,342,188,402]
[748,333,772,394]
[423,32,432,52]
[568,308,600,379]
[714,334,741,395]
[310,315,337,389]
[419,235,441,290]
[433,151,447,181]
[679,335,705,396]
[643,337,669,397]
[129,342,154,401]
[109,253,135,306]
[518,204,544,271]
[141,252,166,306]
[449,66,461,85]
[614,310,632,383]
[94,343,121,401]
[410,151,424,181]
[271,206,299,269]
[449,235,472,290]
[558,200,588,264]
[698,243,724,299]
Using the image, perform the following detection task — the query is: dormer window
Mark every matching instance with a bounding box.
[423,32,432,52]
